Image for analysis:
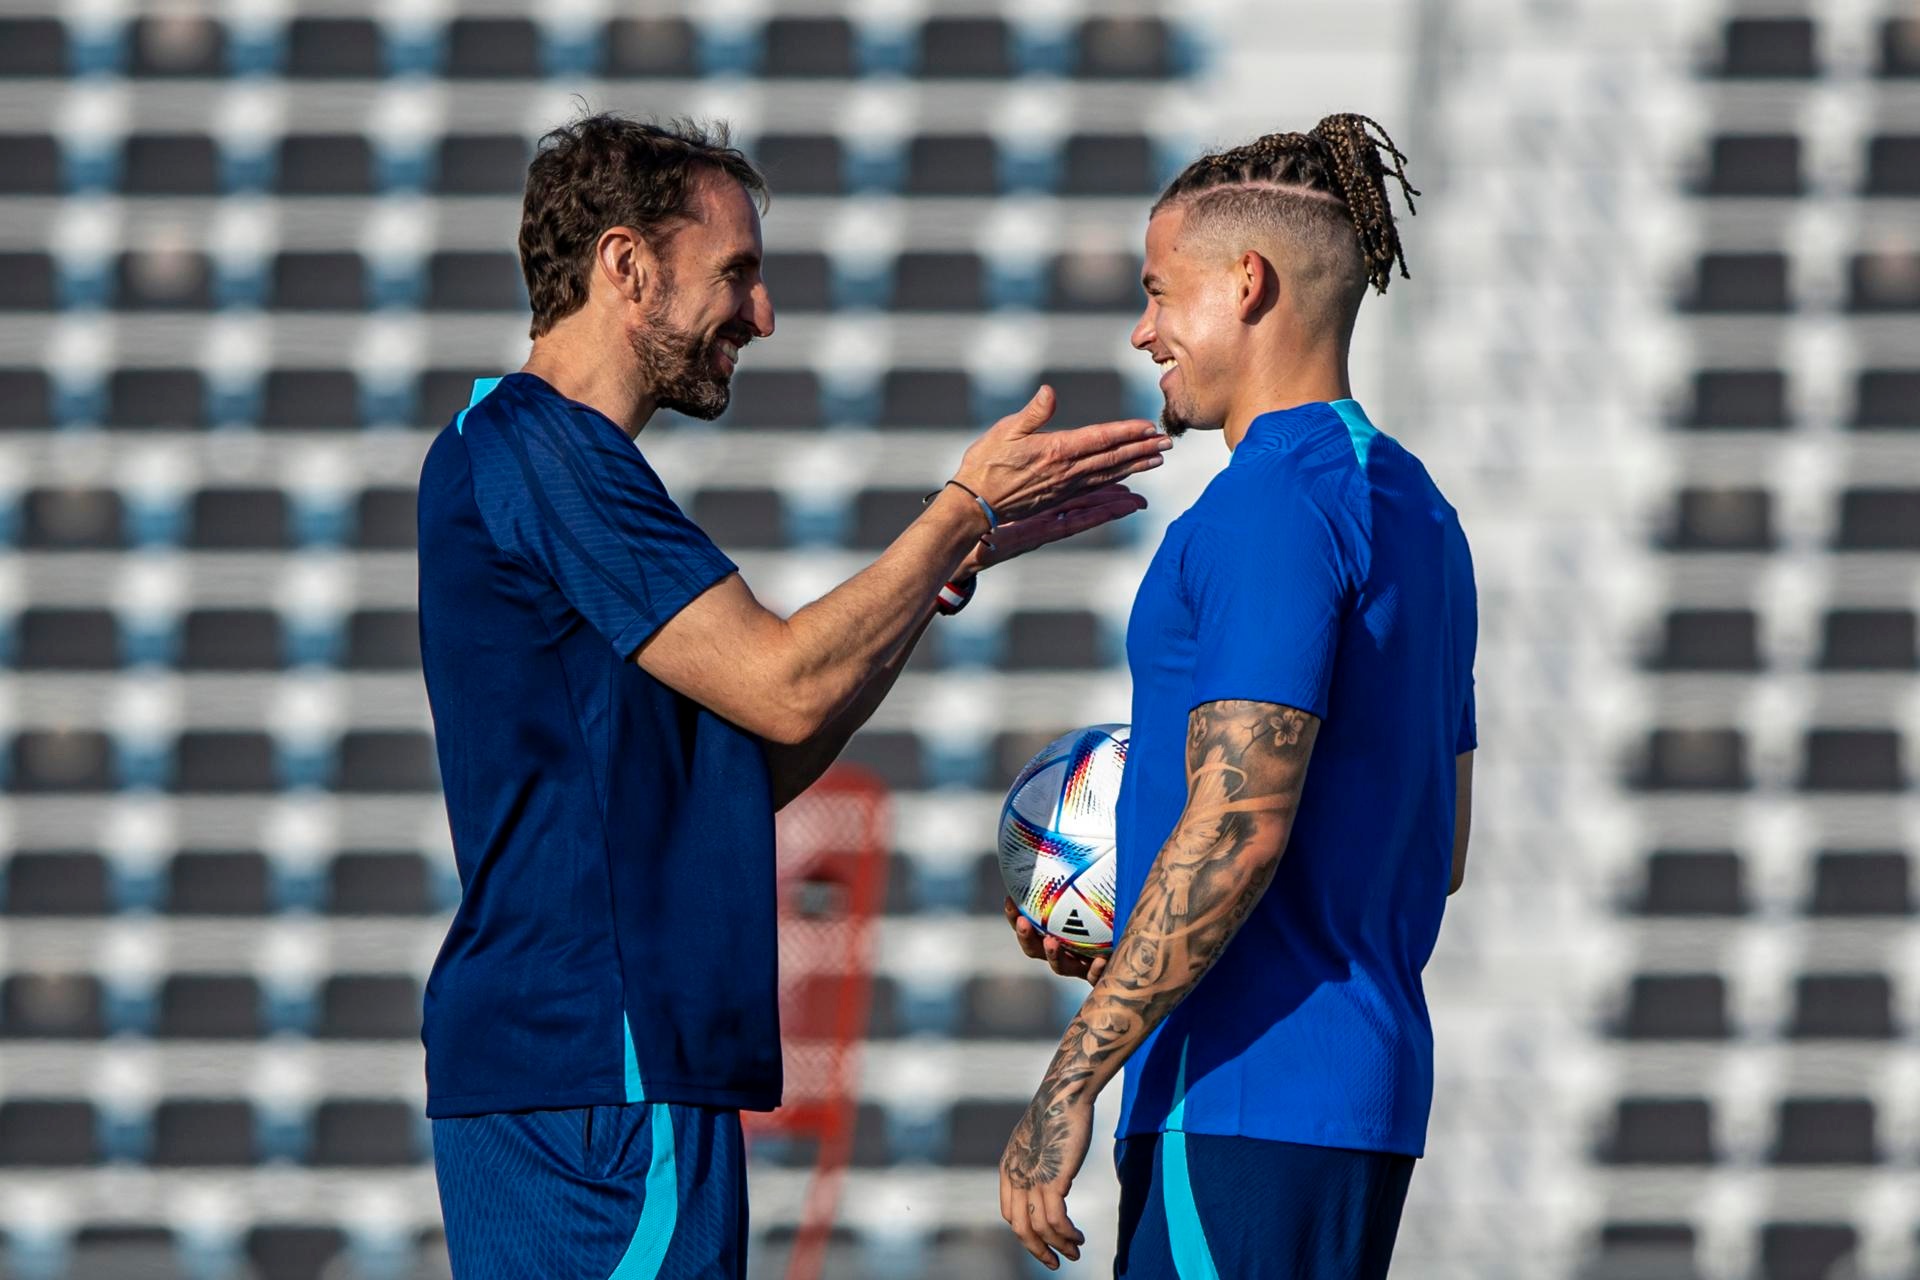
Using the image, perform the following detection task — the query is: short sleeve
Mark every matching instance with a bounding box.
[1185,498,1350,720]
[1455,677,1477,754]
[466,400,736,657]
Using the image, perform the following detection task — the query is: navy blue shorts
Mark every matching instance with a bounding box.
[432,1102,745,1279]
[1114,1131,1414,1279]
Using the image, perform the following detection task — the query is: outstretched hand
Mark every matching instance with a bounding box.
[952,385,1169,525]
[958,486,1146,581]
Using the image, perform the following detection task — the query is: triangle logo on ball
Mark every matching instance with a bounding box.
[1059,908,1090,939]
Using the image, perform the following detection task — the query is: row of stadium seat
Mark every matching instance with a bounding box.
[0,14,1199,83]
[4,130,1917,198]
[1609,970,1907,1040]
[9,366,1920,432]
[1632,727,1913,792]
[1597,1095,1912,1166]
[3,841,1911,922]
[1639,607,1920,669]
[0,606,1122,672]
[7,1222,452,1280]
[0,132,1190,198]
[1678,251,1920,313]
[2,245,1156,311]
[1697,15,1920,79]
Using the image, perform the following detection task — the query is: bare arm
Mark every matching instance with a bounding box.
[635,389,1169,745]
[1449,750,1473,895]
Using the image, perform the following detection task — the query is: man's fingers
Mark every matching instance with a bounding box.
[1014,1205,1058,1269]
[1039,1190,1083,1262]
[1087,956,1109,984]
[1049,417,1163,458]
[1011,908,1047,960]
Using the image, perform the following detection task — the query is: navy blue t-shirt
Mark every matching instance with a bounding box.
[1113,399,1477,1157]
[417,372,780,1119]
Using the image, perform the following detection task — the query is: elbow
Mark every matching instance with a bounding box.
[758,704,822,747]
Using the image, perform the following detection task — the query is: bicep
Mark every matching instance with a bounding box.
[630,573,810,743]
[1450,750,1473,893]
[1180,699,1321,858]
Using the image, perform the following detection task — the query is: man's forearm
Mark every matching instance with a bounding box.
[765,610,935,808]
[773,487,979,736]
[1003,701,1316,1189]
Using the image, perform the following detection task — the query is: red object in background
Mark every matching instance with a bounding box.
[742,765,890,1280]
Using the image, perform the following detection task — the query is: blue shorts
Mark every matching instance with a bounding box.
[1114,1132,1414,1279]
[432,1102,745,1279]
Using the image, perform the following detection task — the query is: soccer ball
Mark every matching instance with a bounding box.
[998,724,1129,954]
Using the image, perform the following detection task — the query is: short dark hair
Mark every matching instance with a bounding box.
[1155,114,1419,295]
[518,113,769,338]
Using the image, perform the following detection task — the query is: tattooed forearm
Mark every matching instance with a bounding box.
[1002,699,1318,1189]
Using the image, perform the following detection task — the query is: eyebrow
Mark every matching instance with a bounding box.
[719,249,762,274]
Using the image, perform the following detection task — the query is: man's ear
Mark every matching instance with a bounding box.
[1236,250,1277,322]
[595,226,651,306]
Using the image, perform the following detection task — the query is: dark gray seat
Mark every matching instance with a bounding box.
[763,17,855,78]
[1633,850,1746,916]
[1848,252,1920,312]
[0,135,62,194]
[689,489,786,550]
[164,851,272,915]
[245,1225,348,1280]
[904,134,999,195]
[1684,369,1788,429]
[1682,252,1789,312]
[721,370,824,429]
[879,370,970,428]
[959,975,1062,1038]
[945,1100,1029,1165]
[1713,17,1816,78]
[834,732,926,790]
[1597,1098,1714,1165]
[1700,135,1801,196]
[1819,610,1917,669]
[1644,609,1760,670]
[918,18,1013,78]
[1663,488,1772,551]
[0,18,67,75]
[0,369,54,428]
[107,369,207,428]
[1771,1098,1877,1164]
[188,489,291,549]
[1808,851,1912,915]
[1863,135,1920,195]
[345,610,421,670]
[283,17,383,78]
[332,731,440,793]
[1835,488,1920,549]
[433,134,530,194]
[1879,19,1920,76]
[150,1100,256,1166]
[180,609,284,670]
[155,974,263,1039]
[20,488,124,548]
[309,1100,420,1165]
[260,369,362,429]
[1047,250,1142,311]
[127,16,225,77]
[0,1101,97,1165]
[444,18,539,78]
[1002,610,1106,671]
[890,252,985,311]
[4,852,111,915]
[1788,973,1895,1039]
[1758,1224,1855,1280]
[120,134,220,195]
[1060,133,1157,195]
[114,249,213,310]
[1073,17,1176,79]
[269,252,368,311]
[752,135,845,196]
[317,974,421,1040]
[1852,369,1920,427]
[171,731,279,793]
[274,134,375,196]
[851,489,935,548]
[0,252,57,310]
[599,19,697,78]
[1799,729,1903,791]
[326,851,435,916]
[425,251,525,311]
[353,488,417,549]
[1,973,106,1038]
[15,608,120,670]
[1615,974,1729,1040]
[415,368,496,428]
[1633,730,1749,791]
[761,251,833,310]
[9,730,116,793]
[1583,1223,1700,1280]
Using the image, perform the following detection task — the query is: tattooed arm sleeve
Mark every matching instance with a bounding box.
[1003,698,1318,1187]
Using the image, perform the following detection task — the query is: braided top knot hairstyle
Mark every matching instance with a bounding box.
[1155,113,1419,295]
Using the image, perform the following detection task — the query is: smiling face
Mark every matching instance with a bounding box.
[1130,205,1247,438]
[630,169,775,420]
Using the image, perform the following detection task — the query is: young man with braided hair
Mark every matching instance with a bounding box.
[998,114,1478,1277]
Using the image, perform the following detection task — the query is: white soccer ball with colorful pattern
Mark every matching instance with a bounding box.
[998,724,1129,954]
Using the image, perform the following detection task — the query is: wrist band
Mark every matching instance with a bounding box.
[922,478,1000,534]
[934,575,977,616]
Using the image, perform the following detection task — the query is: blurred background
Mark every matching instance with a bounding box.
[1,0,1919,1277]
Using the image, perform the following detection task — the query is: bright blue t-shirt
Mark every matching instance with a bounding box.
[1113,399,1477,1157]
[416,372,780,1119]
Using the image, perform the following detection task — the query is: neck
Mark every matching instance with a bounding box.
[1221,343,1352,451]
[521,319,656,439]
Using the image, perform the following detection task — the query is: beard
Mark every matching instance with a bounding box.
[631,293,739,421]
[1159,388,1214,439]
